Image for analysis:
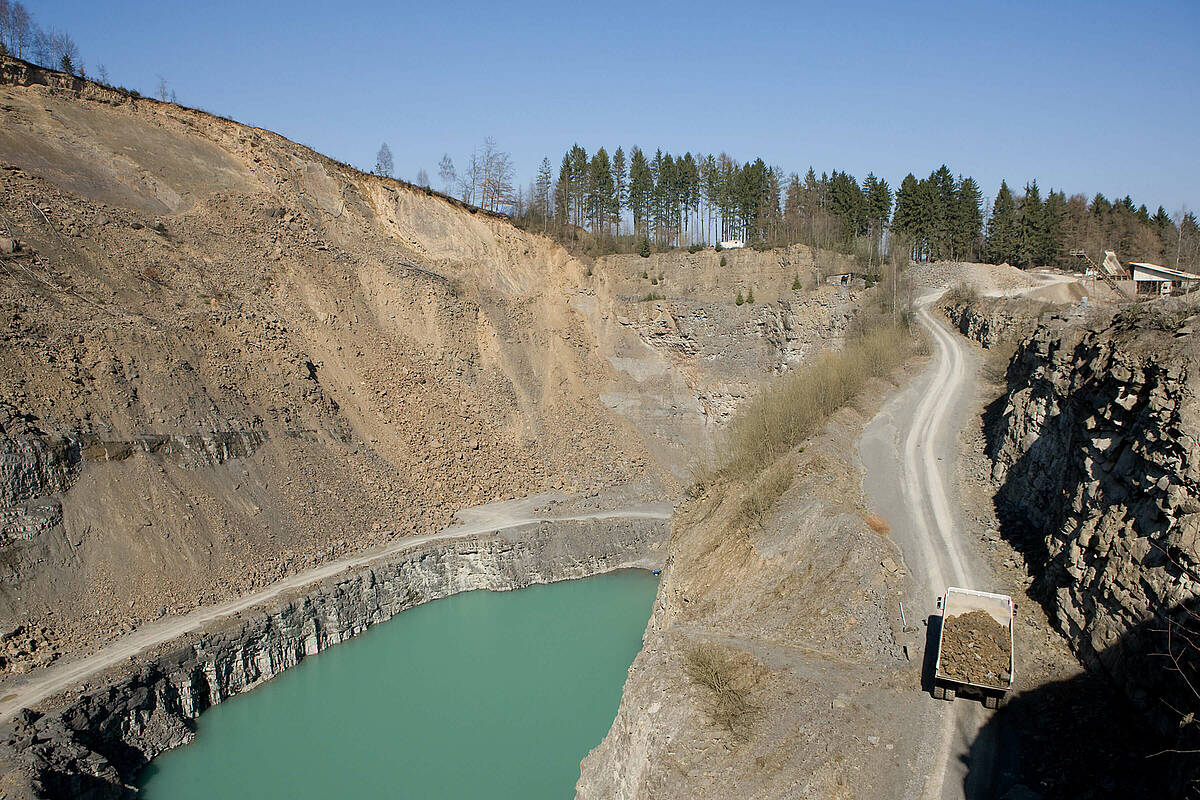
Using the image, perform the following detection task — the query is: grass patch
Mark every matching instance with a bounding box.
[684,643,756,736]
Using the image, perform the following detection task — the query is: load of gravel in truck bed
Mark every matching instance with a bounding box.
[940,609,1012,688]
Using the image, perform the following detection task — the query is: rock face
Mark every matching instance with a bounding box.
[2,515,666,800]
[985,309,1200,736]
[940,295,1050,349]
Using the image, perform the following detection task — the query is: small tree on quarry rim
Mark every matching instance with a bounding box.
[375,142,394,178]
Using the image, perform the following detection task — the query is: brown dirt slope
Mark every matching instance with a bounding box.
[0,58,669,665]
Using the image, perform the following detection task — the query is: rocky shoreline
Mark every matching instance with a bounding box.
[0,515,667,799]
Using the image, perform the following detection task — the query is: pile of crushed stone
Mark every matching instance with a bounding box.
[907,261,1038,293]
[940,609,1012,688]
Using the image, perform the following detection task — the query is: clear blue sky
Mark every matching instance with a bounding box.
[32,0,1200,213]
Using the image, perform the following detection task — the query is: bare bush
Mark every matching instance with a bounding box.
[736,456,794,530]
[684,643,756,736]
[943,281,979,307]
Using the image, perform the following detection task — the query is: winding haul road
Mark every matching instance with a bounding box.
[0,494,671,723]
[860,296,992,800]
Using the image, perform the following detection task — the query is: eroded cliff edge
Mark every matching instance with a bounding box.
[1,515,667,799]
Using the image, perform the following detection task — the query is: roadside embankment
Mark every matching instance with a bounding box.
[0,515,667,800]
[578,319,928,800]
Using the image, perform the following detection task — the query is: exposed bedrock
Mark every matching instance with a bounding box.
[984,310,1200,740]
[2,515,666,799]
[940,295,1050,349]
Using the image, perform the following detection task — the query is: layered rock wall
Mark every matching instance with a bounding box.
[4,516,666,799]
[985,311,1200,728]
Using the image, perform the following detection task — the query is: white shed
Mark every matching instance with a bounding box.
[1128,262,1200,296]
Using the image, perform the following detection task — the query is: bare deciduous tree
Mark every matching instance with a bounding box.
[0,0,11,54]
[479,137,513,212]
[374,142,393,178]
[457,148,481,205]
[7,2,32,59]
[415,168,429,187]
[438,154,455,194]
[156,75,169,101]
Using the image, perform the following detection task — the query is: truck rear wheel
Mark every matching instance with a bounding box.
[933,686,945,700]
[943,687,956,702]
[983,694,1000,709]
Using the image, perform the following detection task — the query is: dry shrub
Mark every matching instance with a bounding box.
[944,281,979,306]
[864,513,890,533]
[736,456,794,530]
[684,643,756,736]
[703,322,914,486]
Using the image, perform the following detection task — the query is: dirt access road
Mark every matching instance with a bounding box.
[859,297,999,799]
[0,493,671,723]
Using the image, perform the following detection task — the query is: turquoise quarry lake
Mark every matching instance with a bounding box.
[138,569,658,799]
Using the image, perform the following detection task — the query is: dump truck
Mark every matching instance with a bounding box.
[932,587,1014,708]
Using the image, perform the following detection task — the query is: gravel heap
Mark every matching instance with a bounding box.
[907,261,1038,293]
[940,609,1012,688]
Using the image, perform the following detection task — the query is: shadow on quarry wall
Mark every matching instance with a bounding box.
[962,604,1200,800]
[977,378,1061,608]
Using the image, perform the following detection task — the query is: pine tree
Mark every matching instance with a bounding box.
[533,157,553,228]
[929,165,957,260]
[953,177,983,260]
[1017,180,1045,267]
[650,149,669,244]
[680,153,701,244]
[891,174,921,259]
[554,154,572,227]
[1042,190,1066,266]
[586,148,615,235]
[784,173,803,242]
[567,144,588,228]
[986,181,1018,265]
[918,177,940,260]
[1152,205,1176,261]
[628,147,653,239]
[828,170,865,245]
[611,147,627,235]
[862,173,892,264]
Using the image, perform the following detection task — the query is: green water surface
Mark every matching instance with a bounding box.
[138,569,657,799]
